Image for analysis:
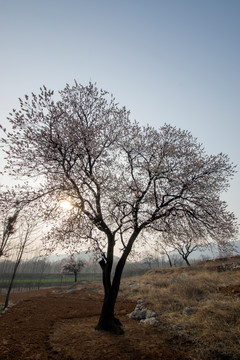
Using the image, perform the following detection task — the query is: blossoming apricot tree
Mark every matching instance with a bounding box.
[1,82,238,333]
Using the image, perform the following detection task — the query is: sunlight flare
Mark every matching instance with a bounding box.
[59,199,73,211]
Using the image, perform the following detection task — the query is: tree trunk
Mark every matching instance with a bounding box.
[3,260,19,311]
[96,230,140,334]
[3,247,23,311]
[166,253,173,267]
[95,260,123,334]
[95,288,123,334]
[3,223,30,312]
[74,271,77,282]
[183,257,191,266]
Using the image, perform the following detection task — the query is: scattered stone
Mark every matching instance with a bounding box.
[140,317,159,326]
[217,262,240,272]
[80,280,88,284]
[145,309,158,319]
[128,299,158,325]
[169,276,176,284]
[182,306,197,315]
[126,281,140,287]
[1,308,7,314]
[129,304,147,320]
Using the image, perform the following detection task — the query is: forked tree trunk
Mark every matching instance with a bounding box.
[95,260,124,334]
[95,230,140,334]
[95,287,123,334]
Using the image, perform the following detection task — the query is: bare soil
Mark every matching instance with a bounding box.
[0,282,189,360]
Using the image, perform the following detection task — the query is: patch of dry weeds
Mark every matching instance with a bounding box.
[120,259,240,359]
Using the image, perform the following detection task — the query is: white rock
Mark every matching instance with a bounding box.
[145,309,157,319]
[182,306,197,315]
[129,307,147,320]
[140,317,159,326]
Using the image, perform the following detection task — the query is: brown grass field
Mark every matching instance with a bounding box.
[0,256,240,359]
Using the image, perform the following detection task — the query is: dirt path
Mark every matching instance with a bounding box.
[0,284,188,360]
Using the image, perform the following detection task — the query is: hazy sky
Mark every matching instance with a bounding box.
[0,0,239,224]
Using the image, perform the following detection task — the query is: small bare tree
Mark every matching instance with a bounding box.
[61,255,85,282]
[159,217,219,266]
[158,242,174,267]
[2,215,37,312]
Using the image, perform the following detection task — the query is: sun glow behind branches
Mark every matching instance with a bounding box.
[59,199,73,211]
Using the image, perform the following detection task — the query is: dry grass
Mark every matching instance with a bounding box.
[120,257,240,360]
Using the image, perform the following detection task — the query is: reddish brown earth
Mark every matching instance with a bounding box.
[0,283,189,360]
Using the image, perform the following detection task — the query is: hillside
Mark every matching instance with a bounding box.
[120,255,240,359]
[0,256,240,359]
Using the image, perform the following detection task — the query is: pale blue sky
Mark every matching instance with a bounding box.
[0,0,239,224]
